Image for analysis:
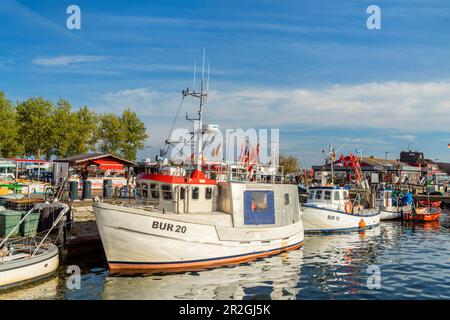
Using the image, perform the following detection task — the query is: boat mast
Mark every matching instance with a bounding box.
[184,49,209,170]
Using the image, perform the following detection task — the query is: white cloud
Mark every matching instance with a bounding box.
[33,55,106,66]
[393,134,416,142]
[95,81,450,133]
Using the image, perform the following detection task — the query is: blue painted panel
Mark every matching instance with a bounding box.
[244,190,275,225]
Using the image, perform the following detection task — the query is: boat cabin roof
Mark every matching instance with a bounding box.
[308,186,350,190]
[137,169,216,186]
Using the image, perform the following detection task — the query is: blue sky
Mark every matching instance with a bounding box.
[1,0,450,166]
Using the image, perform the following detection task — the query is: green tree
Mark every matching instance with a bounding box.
[16,97,54,159]
[51,99,79,158]
[98,113,124,155]
[0,91,22,157]
[279,154,300,175]
[120,108,148,160]
[70,106,99,154]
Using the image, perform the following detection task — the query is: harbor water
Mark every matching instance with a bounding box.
[1,210,449,300]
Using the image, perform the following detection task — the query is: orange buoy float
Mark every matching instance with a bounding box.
[359,219,366,229]
[345,201,352,213]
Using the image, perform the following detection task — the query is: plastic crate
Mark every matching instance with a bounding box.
[20,211,40,237]
[5,198,43,211]
[0,210,23,237]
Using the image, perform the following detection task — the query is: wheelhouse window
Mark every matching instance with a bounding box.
[161,184,172,200]
[141,183,148,198]
[150,184,160,199]
[308,191,315,200]
[179,187,185,200]
[343,190,349,199]
[284,193,289,205]
[192,187,199,200]
[324,191,331,200]
[315,190,323,200]
[205,187,212,200]
[251,192,268,212]
[334,191,340,201]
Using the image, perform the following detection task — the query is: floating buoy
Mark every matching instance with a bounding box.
[359,219,366,229]
[345,201,352,213]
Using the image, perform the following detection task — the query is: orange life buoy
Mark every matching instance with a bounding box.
[345,201,352,213]
[359,219,366,229]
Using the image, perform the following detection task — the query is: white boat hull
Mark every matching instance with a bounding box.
[300,204,380,232]
[94,203,304,271]
[0,245,59,289]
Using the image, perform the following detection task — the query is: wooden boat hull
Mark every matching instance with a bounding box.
[0,245,59,289]
[301,204,380,232]
[402,208,441,222]
[93,203,304,272]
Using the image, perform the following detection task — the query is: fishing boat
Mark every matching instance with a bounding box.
[402,206,441,222]
[0,203,70,289]
[376,189,412,221]
[301,186,380,232]
[301,152,380,232]
[93,56,304,272]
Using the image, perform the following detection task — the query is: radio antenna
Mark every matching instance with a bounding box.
[206,62,210,94]
[193,60,197,92]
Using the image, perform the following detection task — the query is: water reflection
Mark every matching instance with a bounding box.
[1,211,449,299]
[101,249,304,300]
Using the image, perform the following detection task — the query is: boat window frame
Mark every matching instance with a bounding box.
[315,190,323,200]
[192,187,200,200]
[150,183,160,199]
[141,182,149,199]
[333,191,340,201]
[324,190,331,200]
[161,184,172,200]
[284,193,290,205]
[179,187,185,200]
[205,187,212,200]
[308,190,315,200]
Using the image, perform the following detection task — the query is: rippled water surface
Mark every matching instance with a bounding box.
[2,210,450,300]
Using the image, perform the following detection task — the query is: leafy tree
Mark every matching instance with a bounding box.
[0,91,22,157]
[279,154,300,175]
[51,99,79,158]
[98,113,124,155]
[16,97,54,159]
[120,108,148,160]
[71,106,99,154]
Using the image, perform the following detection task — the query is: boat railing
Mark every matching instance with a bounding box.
[202,162,285,184]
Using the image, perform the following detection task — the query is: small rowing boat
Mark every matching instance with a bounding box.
[402,207,441,222]
[0,203,70,290]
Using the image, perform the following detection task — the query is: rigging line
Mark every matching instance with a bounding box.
[163,95,186,155]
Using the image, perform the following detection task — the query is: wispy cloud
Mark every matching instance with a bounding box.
[94,81,450,133]
[33,55,107,67]
[393,134,416,142]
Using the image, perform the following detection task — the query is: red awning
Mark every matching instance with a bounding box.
[92,159,124,170]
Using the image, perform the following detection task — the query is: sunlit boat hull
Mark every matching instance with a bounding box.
[403,207,441,222]
[300,204,380,232]
[380,207,412,221]
[0,245,59,289]
[94,203,304,272]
